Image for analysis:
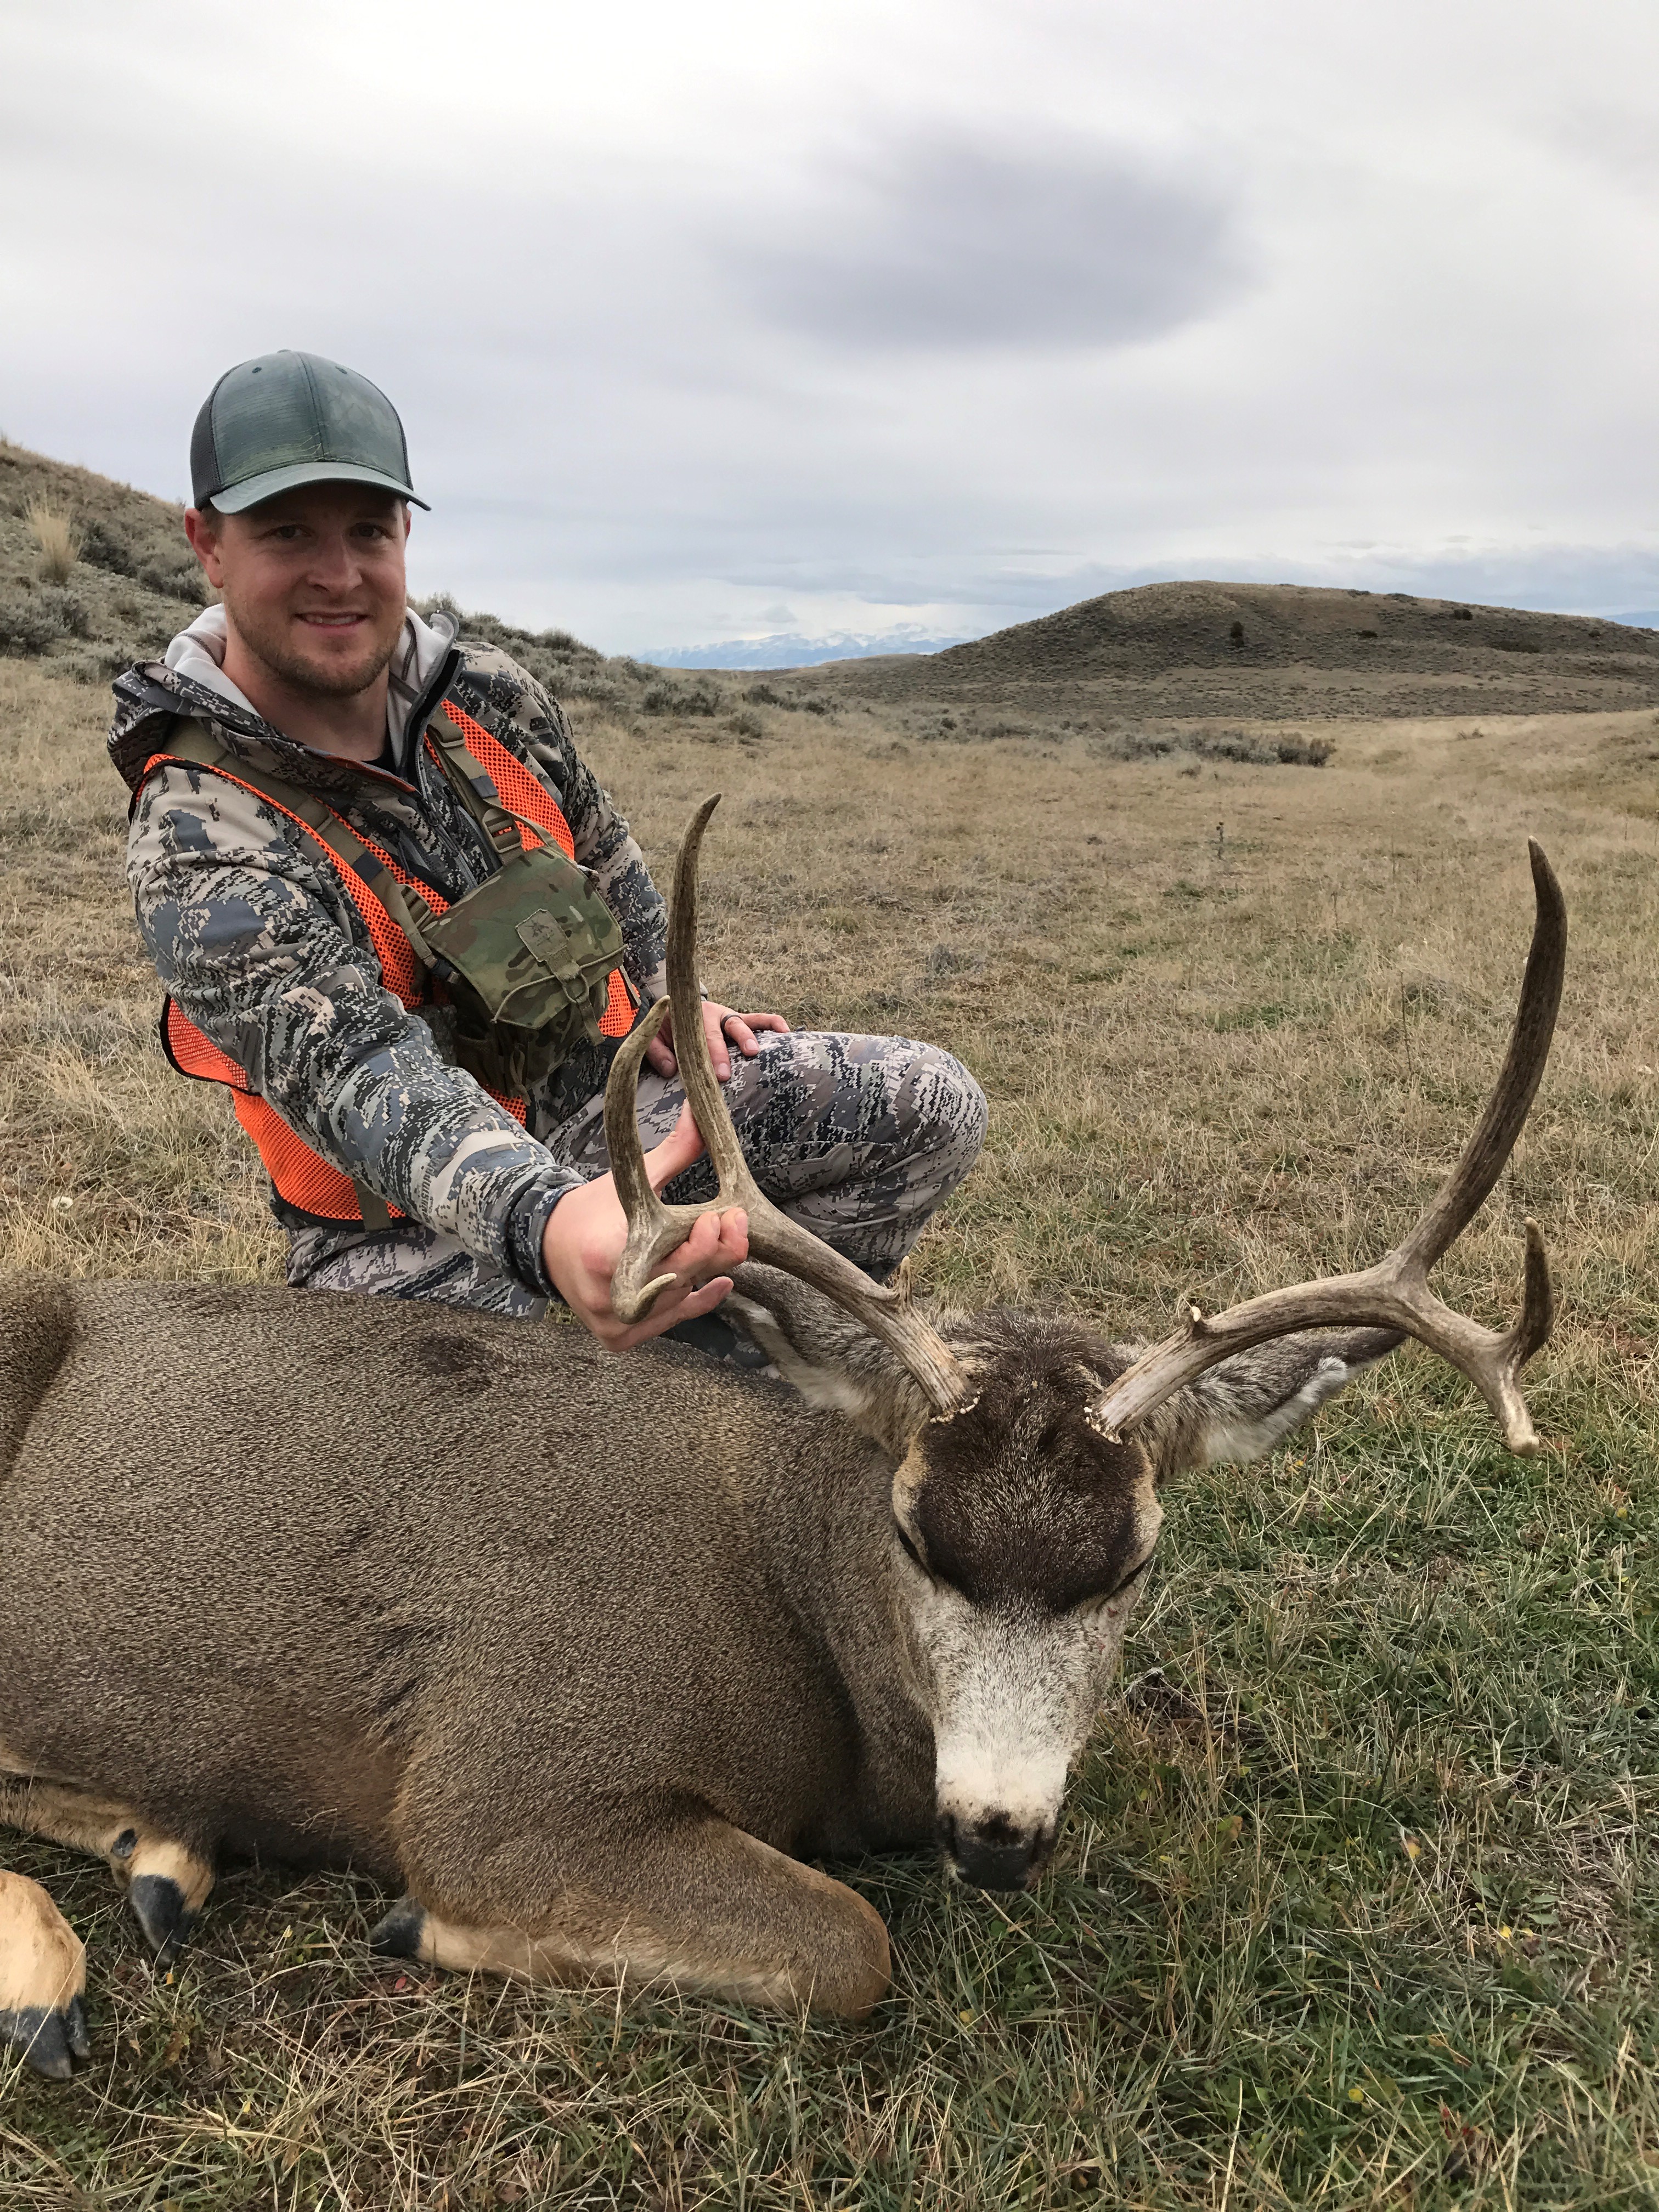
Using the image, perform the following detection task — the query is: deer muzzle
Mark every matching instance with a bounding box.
[937,1806,1059,1892]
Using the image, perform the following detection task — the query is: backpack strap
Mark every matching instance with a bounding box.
[421,702,563,860]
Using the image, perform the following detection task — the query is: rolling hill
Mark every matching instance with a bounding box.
[814,580,1659,721]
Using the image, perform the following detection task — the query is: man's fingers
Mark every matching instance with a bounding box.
[605,1272,735,1352]
[718,1205,749,1267]
[702,1005,732,1080]
[677,1209,722,1269]
[643,1004,678,1076]
[661,1206,746,1284]
[595,1198,749,1350]
[675,1275,735,1322]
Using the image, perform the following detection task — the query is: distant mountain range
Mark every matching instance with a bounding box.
[641,629,970,670]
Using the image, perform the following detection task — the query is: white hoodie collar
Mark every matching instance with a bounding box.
[163,603,457,748]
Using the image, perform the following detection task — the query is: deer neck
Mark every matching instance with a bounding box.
[751,1431,936,1843]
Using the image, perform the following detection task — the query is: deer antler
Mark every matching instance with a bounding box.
[603,796,969,1419]
[1091,840,1566,1455]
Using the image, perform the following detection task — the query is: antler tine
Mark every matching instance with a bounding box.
[1091,842,1567,1457]
[664,795,754,1203]
[605,798,759,1321]
[605,798,970,1418]
[1400,840,1566,1271]
[601,998,683,1314]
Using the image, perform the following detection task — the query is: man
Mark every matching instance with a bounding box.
[108,351,987,1350]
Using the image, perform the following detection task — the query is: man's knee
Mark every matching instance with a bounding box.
[741,1030,983,1158]
[645,1028,988,1233]
[897,1040,988,1169]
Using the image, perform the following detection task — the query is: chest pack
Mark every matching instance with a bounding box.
[142,693,636,1227]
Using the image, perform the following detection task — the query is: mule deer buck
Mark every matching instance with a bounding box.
[0,810,1563,2079]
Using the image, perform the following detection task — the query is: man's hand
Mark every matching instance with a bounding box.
[645,1000,789,1082]
[541,1104,748,1351]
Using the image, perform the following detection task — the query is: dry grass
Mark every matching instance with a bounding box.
[0,443,210,686]
[1,664,1657,2207]
[0,661,281,1283]
[24,498,82,587]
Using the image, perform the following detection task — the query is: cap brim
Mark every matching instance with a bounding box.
[207,459,429,515]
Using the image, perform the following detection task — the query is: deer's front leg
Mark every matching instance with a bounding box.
[372,1816,890,2019]
[0,1776,215,1967]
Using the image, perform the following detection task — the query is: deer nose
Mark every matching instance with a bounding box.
[937,1809,1055,1892]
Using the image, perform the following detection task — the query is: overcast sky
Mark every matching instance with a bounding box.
[5,0,1657,652]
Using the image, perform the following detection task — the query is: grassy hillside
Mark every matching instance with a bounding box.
[821,581,1659,723]
[1,600,1656,2208]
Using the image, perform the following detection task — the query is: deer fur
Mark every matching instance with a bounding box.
[0,1268,1395,2075]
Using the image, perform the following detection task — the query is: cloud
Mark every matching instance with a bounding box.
[731,133,1243,349]
[3,1,1657,654]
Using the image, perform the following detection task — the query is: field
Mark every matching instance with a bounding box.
[1,651,1657,2209]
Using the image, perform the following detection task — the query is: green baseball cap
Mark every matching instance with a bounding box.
[190,349,428,515]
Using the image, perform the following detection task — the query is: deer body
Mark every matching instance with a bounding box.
[0,1271,1404,2069]
[0,1280,935,1876]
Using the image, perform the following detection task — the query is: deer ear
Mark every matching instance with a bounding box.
[726,1264,945,1455]
[1132,1327,1405,1480]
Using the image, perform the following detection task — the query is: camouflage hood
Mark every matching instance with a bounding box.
[107,603,461,803]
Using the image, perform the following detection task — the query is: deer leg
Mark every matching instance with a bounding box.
[0,1775,214,1967]
[371,1816,890,2018]
[0,1868,88,2080]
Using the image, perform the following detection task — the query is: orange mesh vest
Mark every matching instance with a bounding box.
[144,697,634,1227]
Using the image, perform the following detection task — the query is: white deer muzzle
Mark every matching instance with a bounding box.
[919,1595,1133,1890]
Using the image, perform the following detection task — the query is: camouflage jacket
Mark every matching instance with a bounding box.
[108,611,667,1295]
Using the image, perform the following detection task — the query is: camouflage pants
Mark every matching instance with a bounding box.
[286,1031,988,1321]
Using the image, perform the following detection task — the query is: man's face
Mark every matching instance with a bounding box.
[185,484,410,699]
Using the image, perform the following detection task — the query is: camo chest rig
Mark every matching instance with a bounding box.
[140,695,635,1228]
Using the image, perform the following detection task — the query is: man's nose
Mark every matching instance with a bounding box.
[936,1808,1056,1892]
[305,535,364,590]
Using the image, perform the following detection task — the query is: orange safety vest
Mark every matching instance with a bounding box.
[144,697,634,1226]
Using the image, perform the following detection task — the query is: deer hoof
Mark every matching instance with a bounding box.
[0,1871,88,2079]
[129,1875,194,1967]
[2,1993,91,2080]
[368,1897,428,1961]
[111,1838,213,1968]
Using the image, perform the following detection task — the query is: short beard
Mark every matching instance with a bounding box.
[221,589,402,701]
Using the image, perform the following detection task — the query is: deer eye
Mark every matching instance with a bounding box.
[893,1520,932,1577]
[1100,1555,1154,1605]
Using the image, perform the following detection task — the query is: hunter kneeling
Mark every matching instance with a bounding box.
[108,351,987,1345]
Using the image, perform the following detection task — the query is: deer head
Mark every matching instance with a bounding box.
[605,801,1566,1891]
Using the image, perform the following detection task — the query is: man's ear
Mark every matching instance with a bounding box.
[1131,1327,1406,1481]
[183,507,225,589]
